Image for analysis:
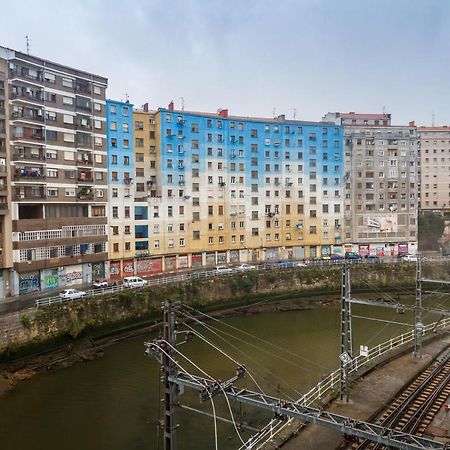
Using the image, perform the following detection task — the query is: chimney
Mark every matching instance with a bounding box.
[277,114,286,121]
[143,103,149,112]
[218,109,228,118]
[408,121,415,127]
[168,101,174,111]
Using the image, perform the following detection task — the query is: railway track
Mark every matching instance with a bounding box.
[352,352,450,449]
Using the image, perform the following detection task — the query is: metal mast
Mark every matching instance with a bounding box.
[162,300,178,450]
[340,262,353,401]
[414,255,423,358]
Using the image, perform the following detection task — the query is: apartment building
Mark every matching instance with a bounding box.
[0,63,12,297]
[324,112,418,256]
[106,100,135,279]
[417,125,450,212]
[137,104,345,269]
[0,45,108,296]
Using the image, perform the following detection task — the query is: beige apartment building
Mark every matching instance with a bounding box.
[0,45,108,296]
[324,112,419,257]
[417,126,450,212]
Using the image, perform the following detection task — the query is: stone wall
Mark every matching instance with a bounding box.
[1,262,448,358]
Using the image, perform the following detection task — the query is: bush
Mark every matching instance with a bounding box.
[21,313,31,329]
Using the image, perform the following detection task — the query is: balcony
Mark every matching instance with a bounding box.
[78,171,93,182]
[15,187,46,200]
[75,82,92,95]
[10,68,43,82]
[14,167,45,180]
[13,127,44,142]
[77,153,93,165]
[77,188,94,200]
[0,203,8,214]
[0,87,5,98]
[11,91,44,104]
[14,148,46,161]
[11,110,44,123]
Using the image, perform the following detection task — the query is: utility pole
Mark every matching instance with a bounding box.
[162,300,178,450]
[340,262,353,401]
[414,255,423,358]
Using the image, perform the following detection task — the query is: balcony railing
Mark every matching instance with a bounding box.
[14,150,46,161]
[10,69,43,82]
[77,189,94,200]
[15,188,46,200]
[11,111,44,122]
[13,130,44,141]
[14,168,45,179]
[11,92,44,103]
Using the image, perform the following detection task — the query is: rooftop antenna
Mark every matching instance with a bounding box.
[272,107,276,118]
[293,107,297,120]
[181,97,185,111]
[25,35,30,55]
[124,93,129,103]
[382,105,386,115]
[432,110,435,127]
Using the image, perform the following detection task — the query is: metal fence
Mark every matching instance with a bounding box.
[34,256,437,308]
[242,317,450,450]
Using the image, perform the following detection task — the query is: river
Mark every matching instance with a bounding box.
[0,294,428,450]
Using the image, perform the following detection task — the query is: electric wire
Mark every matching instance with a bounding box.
[165,341,248,447]
[182,304,331,372]
[156,345,219,450]
[179,311,300,400]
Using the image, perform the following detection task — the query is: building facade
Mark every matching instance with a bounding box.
[106,99,135,279]
[147,104,345,269]
[417,126,450,212]
[325,112,418,257]
[0,45,109,295]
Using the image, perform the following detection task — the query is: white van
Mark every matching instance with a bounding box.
[123,276,148,288]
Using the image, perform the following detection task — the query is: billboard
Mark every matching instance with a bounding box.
[366,215,397,233]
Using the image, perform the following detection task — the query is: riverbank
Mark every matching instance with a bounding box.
[0,262,447,396]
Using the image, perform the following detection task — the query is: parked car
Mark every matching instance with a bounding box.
[215,266,233,274]
[365,255,381,263]
[401,254,418,263]
[59,289,87,300]
[330,254,344,261]
[296,260,309,267]
[123,276,148,288]
[277,260,296,268]
[93,279,109,288]
[236,263,256,272]
[345,252,361,260]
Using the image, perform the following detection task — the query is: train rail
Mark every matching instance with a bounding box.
[352,352,450,449]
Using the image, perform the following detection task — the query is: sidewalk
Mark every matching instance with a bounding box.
[281,334,450,449]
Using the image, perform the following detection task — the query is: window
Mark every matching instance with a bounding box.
[62,77,73,88]
[64,133,75,143]
[94,85,101,95]
[63,114,74,124]
[63,96,74,105]
[123,123,129,133]
[110,121,117,131]
[94,103,102,112]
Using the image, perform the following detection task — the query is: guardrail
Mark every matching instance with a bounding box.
[243,317,450,450]
[34,256,450,308]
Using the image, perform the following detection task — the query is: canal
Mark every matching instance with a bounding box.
[0,294,433,450]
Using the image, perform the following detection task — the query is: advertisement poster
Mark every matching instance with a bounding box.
[122,259,135,276]
[398,244,408,255]
[191,254,202,268]
[19,271,40,295]
[366,214,398,233]
[376,247,385,257]
[177,255,188,269]
[109,261,121,279]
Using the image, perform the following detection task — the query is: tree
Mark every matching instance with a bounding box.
[418,212,445,251]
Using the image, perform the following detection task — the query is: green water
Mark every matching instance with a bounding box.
[0,295,432,450]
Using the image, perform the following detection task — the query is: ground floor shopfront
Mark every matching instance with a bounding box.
[12,262,106,296]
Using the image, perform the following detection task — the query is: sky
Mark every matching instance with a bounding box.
[0,0,449,125]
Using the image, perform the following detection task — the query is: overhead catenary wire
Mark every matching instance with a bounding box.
[155,344,219,450]
[178,310,301,400]
[182,304,331,372]
[165,341,248,447]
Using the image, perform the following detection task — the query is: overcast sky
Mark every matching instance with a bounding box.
[1,0,449,125]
